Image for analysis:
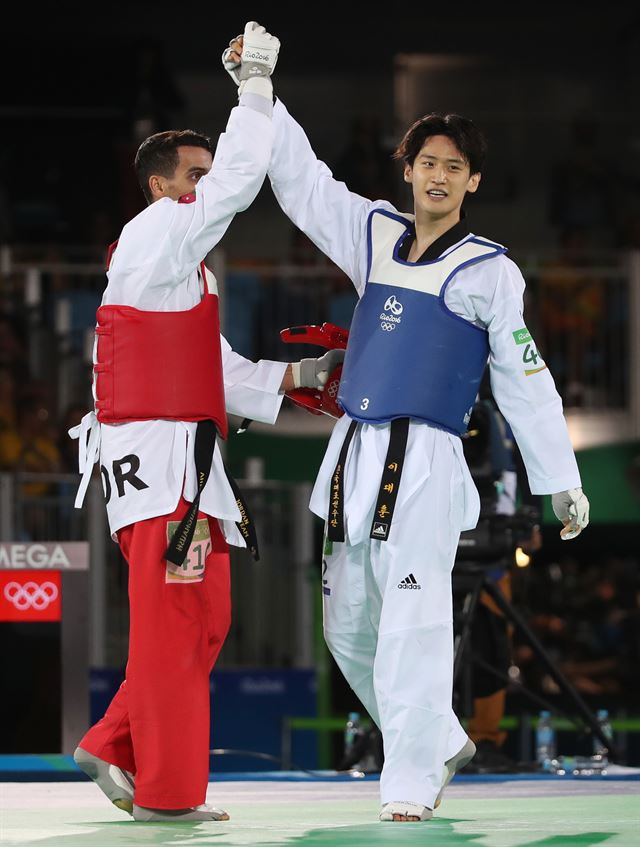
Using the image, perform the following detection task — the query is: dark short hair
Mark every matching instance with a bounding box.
[393,113,487,175]
[134,130,213,203]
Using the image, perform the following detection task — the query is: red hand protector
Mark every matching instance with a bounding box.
[280,323,349,419]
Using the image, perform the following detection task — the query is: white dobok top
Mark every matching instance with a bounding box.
[267,99,581,545]
[73,95,287,547]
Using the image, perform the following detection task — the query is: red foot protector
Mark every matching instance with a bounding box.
[280,323,349,419]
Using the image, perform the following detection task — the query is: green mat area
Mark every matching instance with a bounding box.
[2,785,639,847]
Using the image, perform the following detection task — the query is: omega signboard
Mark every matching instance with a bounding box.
[0,542,89,570]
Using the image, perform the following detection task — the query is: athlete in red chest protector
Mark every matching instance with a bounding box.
[71,22,342,823]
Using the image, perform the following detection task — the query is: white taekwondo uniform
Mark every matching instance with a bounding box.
[267,98,581,808]
[73,94,287,545]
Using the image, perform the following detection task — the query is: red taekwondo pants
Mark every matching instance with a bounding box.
[79,497,231,809]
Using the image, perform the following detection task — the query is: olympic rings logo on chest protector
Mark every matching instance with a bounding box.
[4,581,59,611]
[380,322,396,331]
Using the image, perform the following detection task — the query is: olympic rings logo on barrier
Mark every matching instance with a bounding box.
[3,581,59,611]
[380,322,396,331]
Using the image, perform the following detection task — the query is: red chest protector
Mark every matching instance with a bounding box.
[94,237,228,438]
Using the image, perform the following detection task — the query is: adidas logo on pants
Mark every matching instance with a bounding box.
[398,573,421,589]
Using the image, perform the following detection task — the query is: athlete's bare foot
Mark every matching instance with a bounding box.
[380,801,432,822]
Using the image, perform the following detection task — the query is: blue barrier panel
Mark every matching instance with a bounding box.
[210,669,317,772]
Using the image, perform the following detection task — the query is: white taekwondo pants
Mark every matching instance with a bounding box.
[322,436,470,807]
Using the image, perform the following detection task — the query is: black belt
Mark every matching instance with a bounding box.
[223,467,260,561]
[327,417,410,544]
[327,419,358,542]
[370,417,409,541]
[165,420,260,565]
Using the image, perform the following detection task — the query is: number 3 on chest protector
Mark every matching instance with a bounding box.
[360,398,370,411]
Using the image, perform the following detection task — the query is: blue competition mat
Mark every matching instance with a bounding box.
[1,755,639,782]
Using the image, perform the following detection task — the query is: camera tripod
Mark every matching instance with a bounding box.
[452,559,619,760]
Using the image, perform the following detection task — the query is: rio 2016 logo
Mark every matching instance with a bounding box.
[383,295,403,315]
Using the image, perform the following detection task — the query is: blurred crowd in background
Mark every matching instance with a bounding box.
[512,554,640,710]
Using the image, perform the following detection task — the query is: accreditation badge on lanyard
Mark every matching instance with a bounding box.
[165,518,211,583]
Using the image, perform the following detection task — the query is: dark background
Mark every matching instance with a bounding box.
[2,4,639,246]
[2,4,639,258]
[4,5,640,78]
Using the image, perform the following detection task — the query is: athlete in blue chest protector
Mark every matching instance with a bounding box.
[223,39,590,824]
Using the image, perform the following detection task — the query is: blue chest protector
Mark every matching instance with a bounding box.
[337,210,507,435]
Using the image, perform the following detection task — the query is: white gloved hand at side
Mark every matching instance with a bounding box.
[292,349,346,390]
[551,487,590,540]
[221,21,279,99]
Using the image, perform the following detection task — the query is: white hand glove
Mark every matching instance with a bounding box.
[292,349,346,390]
[551,487,590,540]
[239,21,279,81]
[221,22,279,98]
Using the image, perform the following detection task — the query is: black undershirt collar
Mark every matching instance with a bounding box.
[397,212,470,263]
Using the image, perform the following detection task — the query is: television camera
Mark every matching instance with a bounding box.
[456,399,539,564]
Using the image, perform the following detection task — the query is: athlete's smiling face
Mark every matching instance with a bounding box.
[150,146,213,202]
[404,135,480,223]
